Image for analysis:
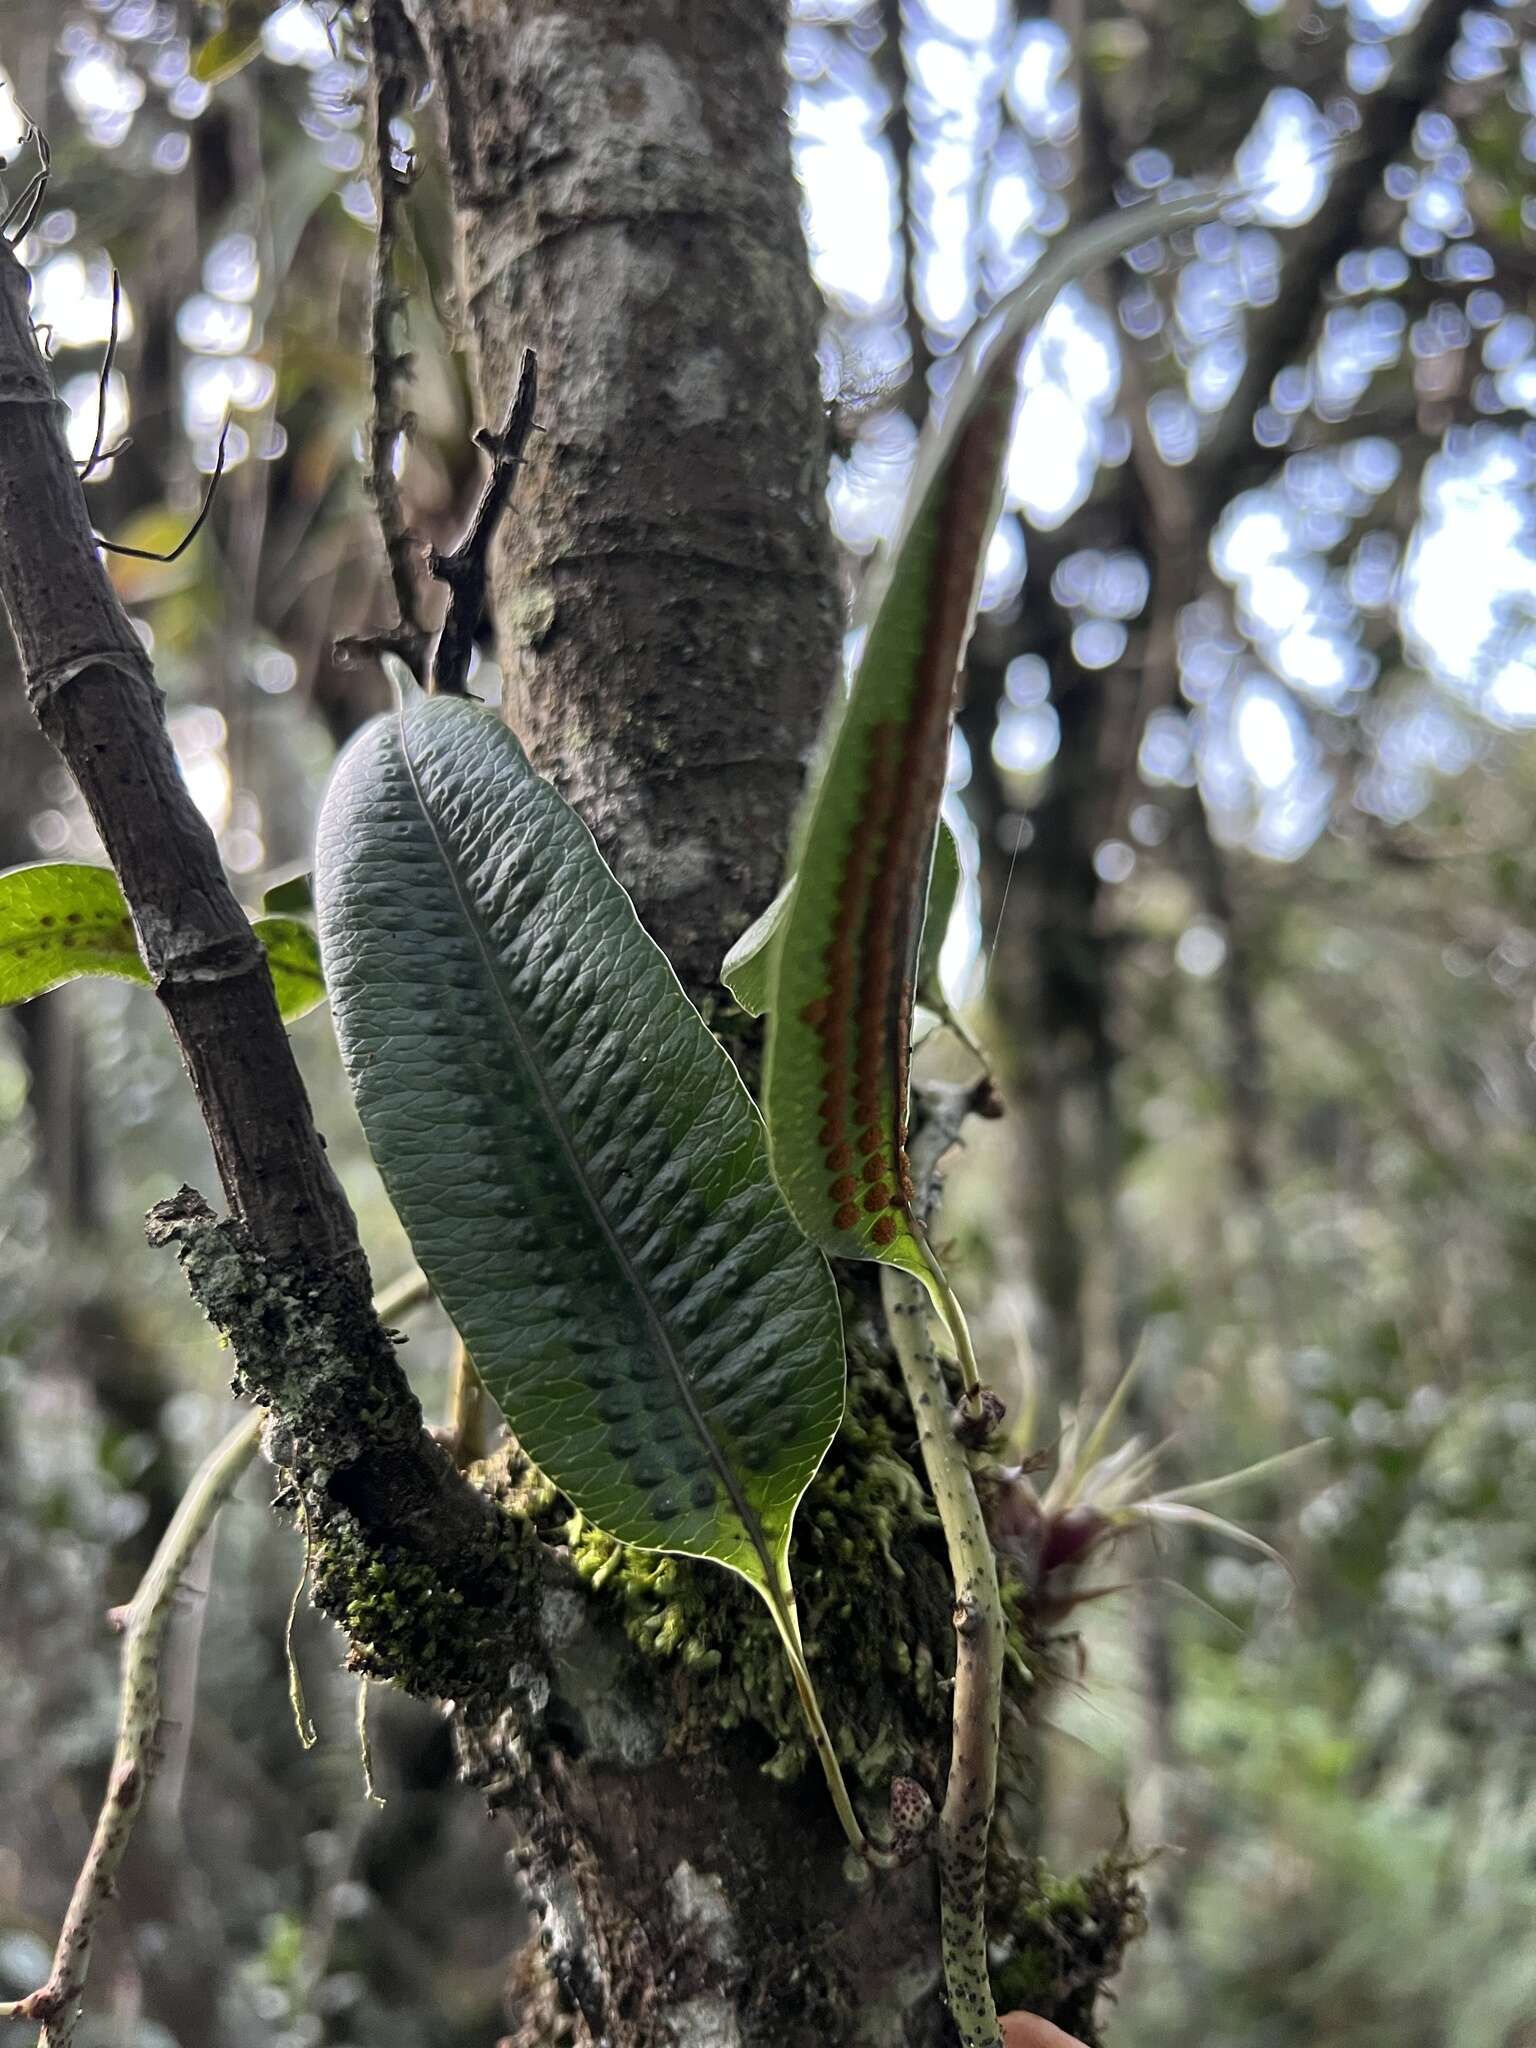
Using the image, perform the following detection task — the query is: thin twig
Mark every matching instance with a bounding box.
[0,1410,262,2047]
[1,124,49,243]
[353,0,431,682]
[883,1084,1006,2048]
[0,1262,426,2045]
[76,272,121,484]
[94,421,230,561]
[428,347,539,695]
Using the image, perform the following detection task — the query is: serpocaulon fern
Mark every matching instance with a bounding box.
[314,678,877,1859]
[758,186,1227,1411]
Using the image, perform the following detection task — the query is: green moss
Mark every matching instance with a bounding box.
[307,1502,539,1701]
[565,1301,956,1794]
[988,1852,1147,2046]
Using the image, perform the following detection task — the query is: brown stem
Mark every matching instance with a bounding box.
[428,349,539,695]
[0,233,514,1664]
[357,0,433,682]
[0,1411,261,2048]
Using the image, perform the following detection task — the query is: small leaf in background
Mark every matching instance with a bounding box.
[314,690,846,1616]
[260,864,315,917]
[191,26,263,85]
[191,1,271,86]
[723,820,965,1025]
[251,917,326,1021]
[761,190,1225,1285]
[0,863,145,1004]
[0,863,326,1022]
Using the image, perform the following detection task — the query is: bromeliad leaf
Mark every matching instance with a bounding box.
[0,862,326,1021]
[722,819,964,1023]
[313,689,847,1611]
[762,190,1225,1296]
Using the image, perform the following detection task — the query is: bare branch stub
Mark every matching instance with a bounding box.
[428,346,540,697]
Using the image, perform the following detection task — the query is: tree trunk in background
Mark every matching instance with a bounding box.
[420,0,841,1001]
[407,9,955,2044]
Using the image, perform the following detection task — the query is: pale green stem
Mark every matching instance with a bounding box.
[913,1226,985,1414]
[447,1333,490,1468]
[1,1269,427,2044]
[883,1264,1005,2048]
[0,1408,262,2047]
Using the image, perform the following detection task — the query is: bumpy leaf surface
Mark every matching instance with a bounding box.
[0,862,325,1021]
[763,190,1224,1275]
[314,691,846,1590]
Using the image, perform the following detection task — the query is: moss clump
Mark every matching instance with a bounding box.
[988,1853,1147,2045]
[307,1502,539,1701]
[566,1296,956,1794]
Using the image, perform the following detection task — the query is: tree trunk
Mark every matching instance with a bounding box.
[409,7,958,2043]
[419,0,841,1002]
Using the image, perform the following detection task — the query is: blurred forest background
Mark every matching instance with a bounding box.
[2,0,1535,2044]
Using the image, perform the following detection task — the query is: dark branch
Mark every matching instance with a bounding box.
[868,0,932,428]
[428,347,539,695]
[0,232,517,1685]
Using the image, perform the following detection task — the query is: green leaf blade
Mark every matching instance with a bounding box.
[721,877,793,1017]
[251,916,326,1021]
[722,819,962,1022]
[0,862,148,1005]
[763,189,1226,1274]
[917,821,961,1008]
[0,863,326,1023]
[315,693,846,1591]
[260,864,314,917]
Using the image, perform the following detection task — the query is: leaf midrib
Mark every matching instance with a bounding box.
[395,709,781,1575]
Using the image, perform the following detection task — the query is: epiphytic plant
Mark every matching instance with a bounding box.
[309,187,1230,2047]
[0,182,1239,2048]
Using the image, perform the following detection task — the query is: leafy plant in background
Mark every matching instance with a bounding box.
[0,861,325,1020]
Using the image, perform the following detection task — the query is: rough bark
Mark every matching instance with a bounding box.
[417,0,841,1001]
[403,6,979,2041]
